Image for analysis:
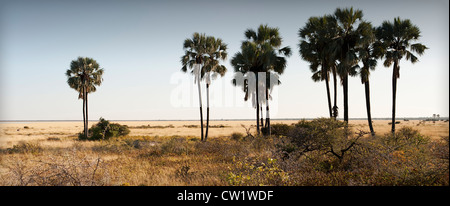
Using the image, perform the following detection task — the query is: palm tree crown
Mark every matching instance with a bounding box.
[181,32,209,77]
[333,7,364,80]
[376,17,427,78]
[66,57,104,99]
[204,36,228,80]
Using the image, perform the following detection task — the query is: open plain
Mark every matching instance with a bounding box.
[0,119,448,186]
[0,119,448,149]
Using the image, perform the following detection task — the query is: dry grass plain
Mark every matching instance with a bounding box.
[0,119,448,149]
[0,119,448,186]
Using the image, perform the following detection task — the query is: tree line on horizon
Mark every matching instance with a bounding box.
[66,7,427,141]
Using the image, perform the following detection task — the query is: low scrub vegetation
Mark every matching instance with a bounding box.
[79,118,130,140]
[1,118,448,186]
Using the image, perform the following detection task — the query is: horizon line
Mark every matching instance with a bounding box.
[1,117,448,123]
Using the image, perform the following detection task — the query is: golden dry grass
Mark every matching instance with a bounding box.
[349,119,449,139]
[0,119,448,186]
[1,119,447,149]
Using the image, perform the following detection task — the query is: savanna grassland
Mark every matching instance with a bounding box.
[0,119,448,186]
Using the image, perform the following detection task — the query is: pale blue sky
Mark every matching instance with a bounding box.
[0,0,448,120]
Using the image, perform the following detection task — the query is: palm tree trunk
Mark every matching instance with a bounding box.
[325,74,332,118]
[205,83,210,142]
[391,61,399,134]
[82,87,86,139]
[265,86,270,136]
[85,90,88,138]
[260,106,264,129]
[255,72,260,135]
[364,80,375,136]
[333,66,338,119]
[343,74,349,123]
[197,72,204,141]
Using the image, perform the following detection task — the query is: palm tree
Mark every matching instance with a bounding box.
[203,36,228,141]
[376,17,427,133]
[181,32,208,141]
[231,24,291,135]
[231,41,262,135]
[66,57,104,139]
[356,22,383,136]
[299,15,338,118]
[232,71,281,135]
[332,7,365,123]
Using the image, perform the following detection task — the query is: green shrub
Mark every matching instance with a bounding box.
[380,126,430,151]
[231,132,245,141]
[268,123,293,137]
[272,118,364,165]
[288,118,349,154]
[275,139,298,160]
[79,117,130,140]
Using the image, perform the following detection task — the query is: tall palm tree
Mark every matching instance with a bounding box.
[66,57,104,139]
[299,15,338,118]
[376,17,427,133]
[181,32,208,141]
[356,22,383,136]
[332,7,365,123]
[203,36,228,141]
[232,71,281,134]
[231,24,291,135]
[231,40,263,135]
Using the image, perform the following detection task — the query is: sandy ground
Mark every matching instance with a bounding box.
[0,119,448,149]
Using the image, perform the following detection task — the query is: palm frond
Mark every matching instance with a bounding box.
[405,50,419,63]
[410,43,428,55]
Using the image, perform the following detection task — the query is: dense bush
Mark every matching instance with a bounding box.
[275,118,360,162]
[380,126,430,151]
[364,126,447,185]
[79,117,130,140]
[270,121,448,185]
[230,132,245,141]
[267,123,293,137]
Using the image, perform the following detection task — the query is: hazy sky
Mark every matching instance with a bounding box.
[0,0,448,120]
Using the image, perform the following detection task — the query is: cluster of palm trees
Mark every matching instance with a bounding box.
[180,33,228,141]
[230,25,292,136]
[66,7,426,141]
[299,7,427,135]
[180,7,426,140]
[181,25,291,139]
